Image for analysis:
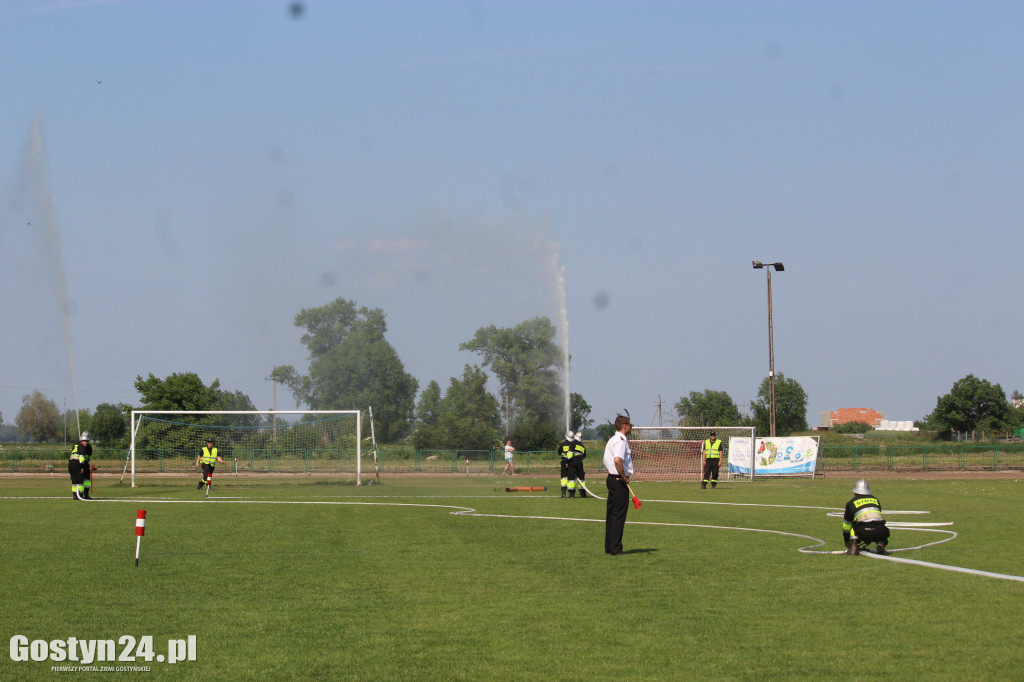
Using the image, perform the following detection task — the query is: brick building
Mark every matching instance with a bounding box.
[828,407,884,428]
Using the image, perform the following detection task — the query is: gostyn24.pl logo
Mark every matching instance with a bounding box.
[10,635,196,665]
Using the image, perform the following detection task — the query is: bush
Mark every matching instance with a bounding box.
[831,421,873,434]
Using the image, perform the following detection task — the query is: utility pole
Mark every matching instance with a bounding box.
[753,261,785,437]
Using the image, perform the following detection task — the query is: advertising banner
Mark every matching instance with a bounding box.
[727,436,819,475]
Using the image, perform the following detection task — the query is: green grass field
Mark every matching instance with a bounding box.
[1,474,1022,680]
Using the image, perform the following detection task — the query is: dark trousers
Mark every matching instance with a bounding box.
[854,521,890,545]
[605,474,629,554]
[200,463,215,484]
[702,458,720,484]
[572,459,586,496]
[68,460,85,486]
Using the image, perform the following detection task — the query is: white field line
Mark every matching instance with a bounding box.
[861,551,1024,583]
[4,494,1021,583]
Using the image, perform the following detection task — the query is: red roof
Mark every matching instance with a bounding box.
[829,408,885,427]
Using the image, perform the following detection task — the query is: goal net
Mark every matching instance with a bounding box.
[128,410,362,487]
[628,426,756,482]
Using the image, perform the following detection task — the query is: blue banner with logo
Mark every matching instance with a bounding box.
[727,436,818,475]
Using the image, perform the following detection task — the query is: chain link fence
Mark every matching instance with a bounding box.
[0,447,566,476]
[4,443,1022,476]
[818,443,1024,472]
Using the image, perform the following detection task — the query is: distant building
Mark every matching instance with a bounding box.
[820,408,918,431]
[828,408,885,428]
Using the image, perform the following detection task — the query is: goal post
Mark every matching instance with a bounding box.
[128,410,362,487]
[628,426,757,482]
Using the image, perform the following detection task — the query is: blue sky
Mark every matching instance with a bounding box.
[2,0,1023,431]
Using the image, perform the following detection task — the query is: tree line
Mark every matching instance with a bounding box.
[672,373,1024,437]
[4,297,1022,446]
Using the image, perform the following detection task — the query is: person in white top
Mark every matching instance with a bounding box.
[603,414,634,555]
[502,439,517,476]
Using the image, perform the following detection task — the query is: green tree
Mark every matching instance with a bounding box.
[926,374,1015,437]
[460,317,563,445]
[135,372,226,411]
[674,390,742,426]
[15,390,61,443]
[0,410,13,443]
[0,423,16,442]
[595,421,616,441]
[1010,390,1024,429]
[60,407,91,443]
[750,373,808,436]
[435,365,502,450]
[274,298,418,443]
[131,373,262,448]
[569,392,593,432]
[91,403,128,447]
[411,380,444,449]
[134,372,260,427]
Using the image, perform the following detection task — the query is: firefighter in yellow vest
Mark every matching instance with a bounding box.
[559,431,575,498]
[571,431,588,498]
[68,432,93,500]
[195,438,225,491]
[701,431,723,489]
[843,479,891,555]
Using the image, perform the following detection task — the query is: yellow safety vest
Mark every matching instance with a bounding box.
[200,446,219,465]
[703,438,722,459]
[70,443,90,463]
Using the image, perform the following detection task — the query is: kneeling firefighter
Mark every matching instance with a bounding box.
[843,479,891,555]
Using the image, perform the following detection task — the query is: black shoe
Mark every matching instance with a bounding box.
[560,492,566,498]
[73,493,79,500]
[580,492,588,498]
[711,484,717,489]
[198,480,204,490]
[700,484,707,489]
[876,542,887,555]
[82,492,91,499]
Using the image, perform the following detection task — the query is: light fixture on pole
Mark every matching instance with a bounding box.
[752,261,785,437]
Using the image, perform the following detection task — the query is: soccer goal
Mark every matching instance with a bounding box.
[128,410,362,487]
[628,426,756,482]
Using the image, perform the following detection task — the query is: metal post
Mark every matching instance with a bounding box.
[753,261,784,438]
[266,367,278,443]
[767,267,776,438]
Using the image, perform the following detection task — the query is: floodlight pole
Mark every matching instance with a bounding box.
[767,266,777,438]
[753,261,785,437]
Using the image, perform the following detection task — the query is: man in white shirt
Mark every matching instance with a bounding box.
[603,414,634,555]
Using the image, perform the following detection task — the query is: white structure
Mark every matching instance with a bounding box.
[876,419,918,431]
